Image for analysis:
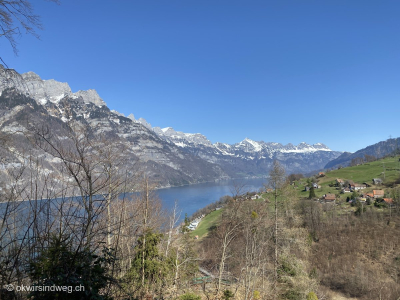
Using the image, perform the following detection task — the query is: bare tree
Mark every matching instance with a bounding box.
[239,201,272,300]
[164,200,180,257]
[266,160,286,297]
[214,201,243,298]
[0,0,59,65]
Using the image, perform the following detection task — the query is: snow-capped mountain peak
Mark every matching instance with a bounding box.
[280,142,331,153]
[0,65,342,181]
[150,124,335,160]
[152,126,213,147]
[161,127,174,134]
[238,138,263,152]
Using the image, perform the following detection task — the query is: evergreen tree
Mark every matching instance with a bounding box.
[182,213,190,233]
[126,229,172,298]
[28,235,115,300]
[308,186,316,199]
[223,289,234,300]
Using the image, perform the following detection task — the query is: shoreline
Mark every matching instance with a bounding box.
[155,175,268,190]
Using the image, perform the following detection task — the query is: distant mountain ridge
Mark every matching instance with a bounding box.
[136,120,342,176]
[150,124,333,156]
[0,66,343,188]
[324,138,400,170]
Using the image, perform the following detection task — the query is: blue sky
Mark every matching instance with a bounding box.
[1,0,399,152]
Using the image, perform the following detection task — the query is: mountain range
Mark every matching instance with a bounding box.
[0,65,345,187]
[324,137,400,169]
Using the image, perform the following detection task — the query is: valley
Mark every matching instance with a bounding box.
[0,66,344,190]
[1,1,399,299]
[0,68,399,300]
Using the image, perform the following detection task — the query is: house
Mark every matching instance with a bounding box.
[373,178,383,185]
[373,190,384,199]
[336,179,344,186]
[324,194,336,202]
[366,193,374,198]
[188,224,197,231]
[383,198,394,205]
[312,183,321,189]
[251,195,260,200]
[346,181,366,190]
[353,183,367,191]
[341,188,351,193]
[318,172,325,177]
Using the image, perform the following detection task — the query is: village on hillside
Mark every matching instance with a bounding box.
[189,155,400,238]
[305,175,391,206]
[289,155,400,210]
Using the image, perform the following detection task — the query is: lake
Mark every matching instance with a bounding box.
[156,178,267,222]
[0,178,267,225]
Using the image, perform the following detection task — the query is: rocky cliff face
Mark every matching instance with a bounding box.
[0,65,105,107]
[0,68,226,188]
[0,66,342,189]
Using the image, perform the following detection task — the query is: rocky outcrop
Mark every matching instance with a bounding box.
[0,66,106,107]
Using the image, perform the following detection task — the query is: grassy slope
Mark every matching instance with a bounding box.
[191,194,271,239]
[322,156,400,184]
[193,156,400,299]
[192,156,400,238]
[190,209,223,239]
[297,156,400,200]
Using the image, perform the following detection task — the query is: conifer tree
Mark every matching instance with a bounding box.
[308,186,316,199]
[126,229,172,298]
[28,235,115,300]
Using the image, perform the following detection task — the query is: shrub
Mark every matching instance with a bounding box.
[222,289,234,300]
[306,291,318,300]
[354,200,363,216]
[282,289,301,300]
[278,257,296,277]
[309,267,318,279]
[374,198,387,208]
